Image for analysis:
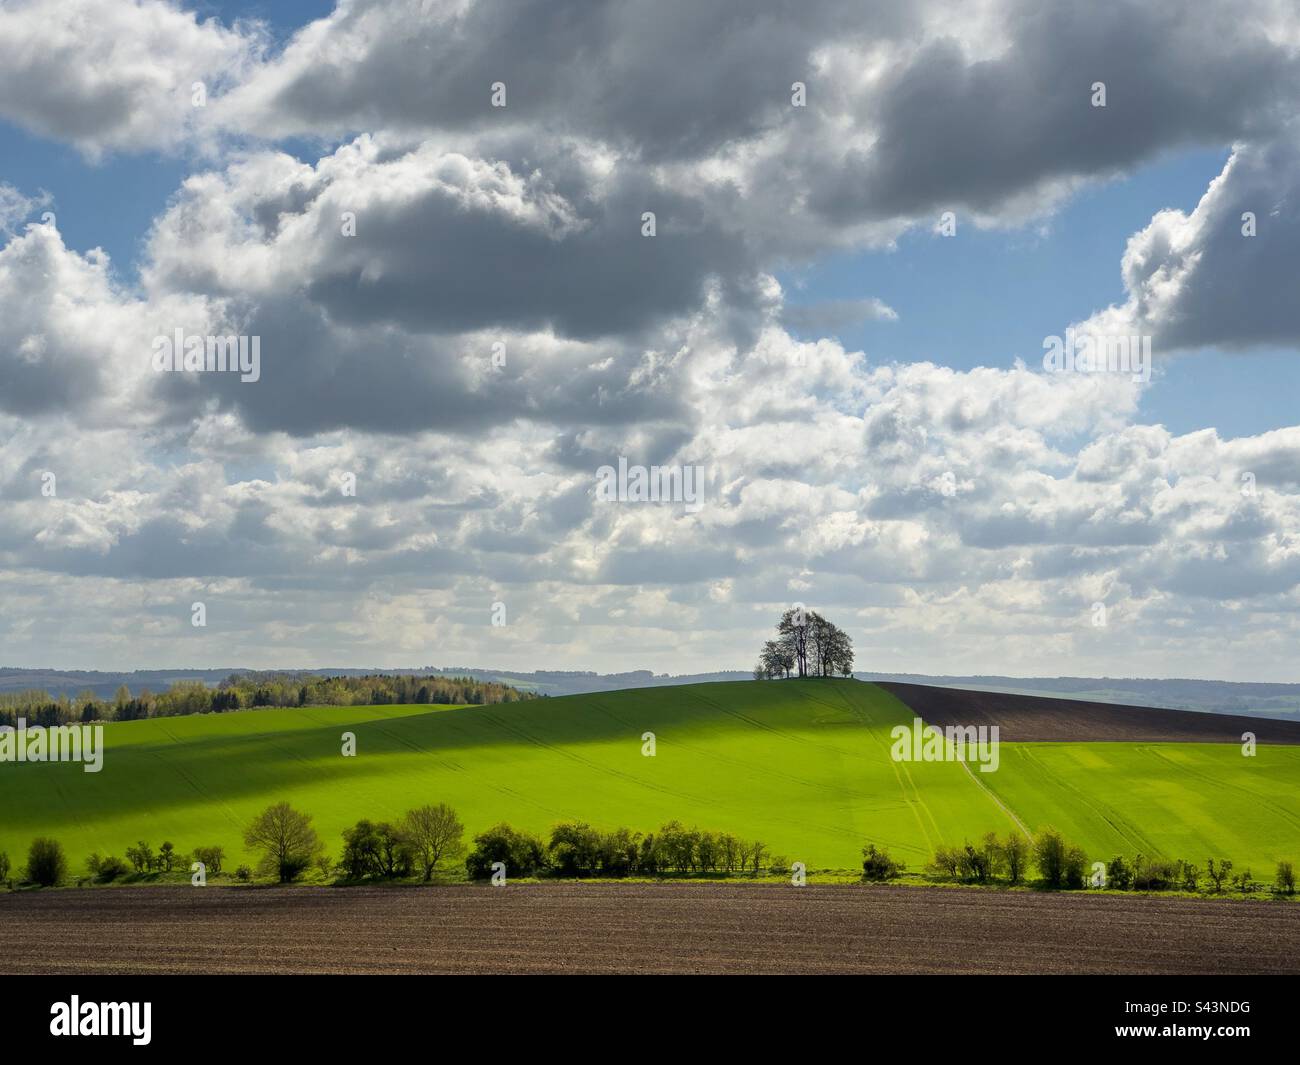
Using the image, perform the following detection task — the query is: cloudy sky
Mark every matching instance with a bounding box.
[1,0,1298,680]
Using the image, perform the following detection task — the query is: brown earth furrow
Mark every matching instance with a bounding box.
[2,884,1297,974]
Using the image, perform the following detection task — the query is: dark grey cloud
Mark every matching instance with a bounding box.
[227,0,1300,237]
[301,163,760,341]
[234,0,909,159]
[144,293,690,436]
[809,0,1300,221]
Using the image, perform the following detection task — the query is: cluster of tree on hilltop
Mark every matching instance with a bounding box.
[754,608,854,679]
[0,672,535,727]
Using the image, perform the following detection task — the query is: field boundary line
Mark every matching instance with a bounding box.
[957,758,1031,839]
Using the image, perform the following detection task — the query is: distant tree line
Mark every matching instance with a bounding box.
[1,809,786,889]
[0,672,535,727]
[255,808,783,883]
[84,841,232,884]
[754,608,854,679]
[464,821,785,879]
[926,828,1297,896]
[218,672,535,710]
[8,816,1296,899]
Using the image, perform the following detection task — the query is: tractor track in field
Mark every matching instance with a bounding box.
[816,682,945,853]
[956,758,1030,838]
[3,883,1298,975]
[1011,746,1161,857]
[1142,746,1300,835]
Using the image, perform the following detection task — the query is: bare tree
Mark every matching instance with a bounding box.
[777,608,809,676]
[1002,832,1029,884]
[758,638,795,679]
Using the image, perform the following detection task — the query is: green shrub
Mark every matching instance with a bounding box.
[191,846,225,875]
[548,822,605,877]
[955,835,1003,882]
[339,820,414,879]
[1001,833,1029,885]
[465,823,548,880]
[1063,845,1088,889]
[1132,856,1179,891]
[928,845,960,879]
[861,843,903,881]
[1033,829,1067,888]
[88,854,129,882]
[125,841,154,873]
[26,838,67,887]
[1206,857,1233,892]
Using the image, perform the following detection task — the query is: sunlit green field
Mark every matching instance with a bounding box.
[982,742,1300,872]
[2,679,1297,875]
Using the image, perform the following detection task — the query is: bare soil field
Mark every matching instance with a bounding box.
[2,883,1297,974]
[879,682,1300,744]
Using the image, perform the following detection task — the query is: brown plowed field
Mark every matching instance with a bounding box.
[2,884,1297,974]
[878,682,1300,744]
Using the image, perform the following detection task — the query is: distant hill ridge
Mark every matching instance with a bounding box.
[1,665,1299,720]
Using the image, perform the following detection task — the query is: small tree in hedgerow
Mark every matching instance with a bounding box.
[861,843,903,881]
[27,838,67,887]
[243,802,324,883]
[1002,833,1030,885]
[1033,828,1067,888]
[403,803,466,881]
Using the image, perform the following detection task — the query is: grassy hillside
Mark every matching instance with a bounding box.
[2,679,1298,875]
[0,680,1014,871]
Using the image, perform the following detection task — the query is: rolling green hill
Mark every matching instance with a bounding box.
[2,679,1297,875]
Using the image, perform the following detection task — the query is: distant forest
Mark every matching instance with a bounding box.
[0,672,536,728]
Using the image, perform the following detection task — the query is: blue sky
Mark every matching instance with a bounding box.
[782,145,1300,439]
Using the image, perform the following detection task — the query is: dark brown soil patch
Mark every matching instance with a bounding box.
[878,682,1300,744]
